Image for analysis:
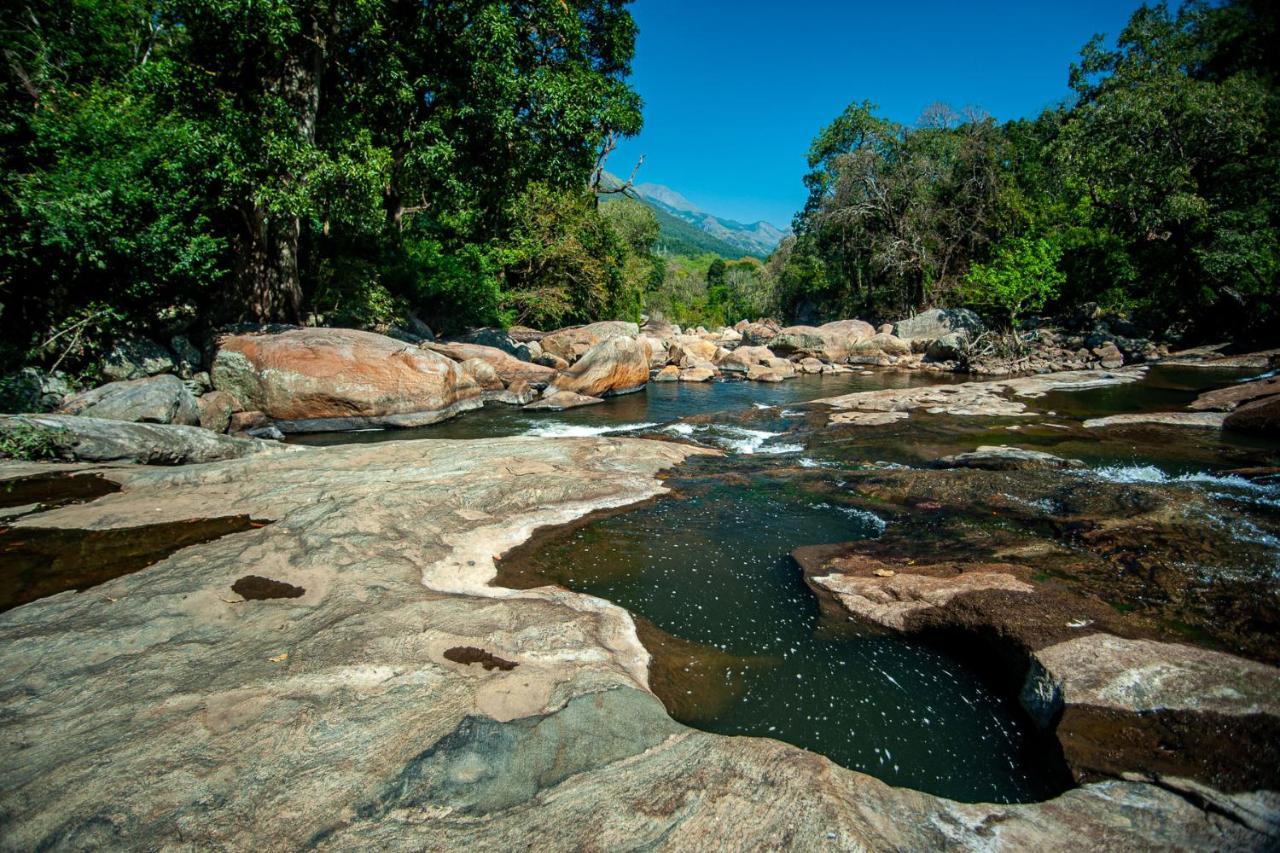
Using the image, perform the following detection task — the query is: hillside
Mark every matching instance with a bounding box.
[601,173,789,259]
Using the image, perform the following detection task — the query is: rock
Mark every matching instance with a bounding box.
[0,439,1272,850]
[878,323,894,335]
[717,328,742,343]
[640,319,679,338]
[0,368,74,413]
[740,320,780,346]
[211,328,483,432]
[653,365,679,382]
[678,367,715,382]
[893,308,984,342]
[525,340,543,359]
[197,391,239,434]
[798,357,825,374]
[184,371,212,396]
[506,325,545,343]
[869,332,912,357]
[638,335,669,368]
[1190,377,1280,412]
[544,337,648,398]
[535,352,570,370]
[819,367,1148,422]
[101,338,176,382]
[245,424,285,441]
[817,319,876,356]
[667,336,720,367]
[830,411,910,427]
[1084,412,1226,429]
[229,411,270,433]
[1092,341,1124,369]
[0,414,288,464]
[931,446,1086,471]
[58,375,199,426]
[746,364,785,382]
[487,379,538,407]
[522,390,604,411]
[763,357,796,377]
[768,326,829,359]
[453,327,528,359]
[458,358,504,391]
[925,332,967,362]
[715,346,774,374]
[539,321,640,363]
[169,335,202,378]
[1224,395,1280,435]
[424,342,556,388]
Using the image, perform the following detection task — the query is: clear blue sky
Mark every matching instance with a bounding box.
[611,0,1148,228]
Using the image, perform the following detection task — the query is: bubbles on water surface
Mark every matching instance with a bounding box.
[520,483,1064,804]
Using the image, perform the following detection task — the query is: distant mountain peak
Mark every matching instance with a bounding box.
[603,173,789,258]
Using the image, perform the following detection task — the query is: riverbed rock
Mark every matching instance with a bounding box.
[539,321,640,363]
[678,367,715,382]
[197,390,239,433]
[1083,412,1226,429]
[740,320,780,346]
[534,352,570,370]
[101,337,177,382]
[211,327,483,432]
[653,365,679,382]
[1189,376,1280,411]
[746,364,785,382]
[767,326,828,358]
[545,336,648,398]
[925,332,968,362]
[458,357,504,391]
[931,446,1086,471]
[0,438,1273,850]
[522,390,605,411]
[0,414,288,464]
[1224,394,1280,435]
[893,308,984,342]
[452,327,529,359]
[423,341,556,387]
[715,345,774,373]
[58,374,200,426]
[667,335,720,367]
[830,411,911,427]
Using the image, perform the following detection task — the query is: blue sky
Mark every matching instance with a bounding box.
[610,0,1148,227]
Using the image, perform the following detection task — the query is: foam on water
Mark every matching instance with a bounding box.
[522,421,658,438]
[1091,464,1279,496]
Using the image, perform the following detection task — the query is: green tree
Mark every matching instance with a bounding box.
[962,236,1065,327]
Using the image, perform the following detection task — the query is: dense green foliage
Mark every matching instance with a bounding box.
[778,0,1278,340]
[1,0,648,372]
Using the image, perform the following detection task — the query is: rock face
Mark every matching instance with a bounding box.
[0,440,1271,850]
[1190,376,1280,411]
[423,342,556,387]
[0,414,288,465]
[893,307,984,342]
[197,391,239,433]
[539,321,640,363]
[1225,394,1280,435]
[211,328,483,432]
[101,337,177,382]
[58,374,200,426]
[545,336,648,398]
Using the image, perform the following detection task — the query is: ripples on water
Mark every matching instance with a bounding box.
[508,481,1068,804]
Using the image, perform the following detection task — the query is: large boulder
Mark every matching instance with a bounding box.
[539,321,640,364]
[893,308,984,342]
[0,368,74,413]
[667,336,720,367]
[422,342,556,387]
[211,328,483,432]
[58,374,199,426]
[740,320,781,346]
[101,338,177,382]
[768,326,828,358]
[925,332,968,363]
[545,336,649,398]
[0,414,287,465]
[1224,394,1280,435]
[451,328,530,360]
[817,319,876,357]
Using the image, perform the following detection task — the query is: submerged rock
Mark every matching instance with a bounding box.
[523,390,604,411]
[931,445,1086,471]
[1083,412,1226,429]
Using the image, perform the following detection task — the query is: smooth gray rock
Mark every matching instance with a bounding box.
[0,414,290,464]
[58,374,199,425]
[102,338,176,382]
[925,331,968,362]
[932,445,1086,471]
[893,307,984,342]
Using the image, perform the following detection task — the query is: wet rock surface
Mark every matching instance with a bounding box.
[0,414,290,464]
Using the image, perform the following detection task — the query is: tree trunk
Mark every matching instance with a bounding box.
[235,10,322,323]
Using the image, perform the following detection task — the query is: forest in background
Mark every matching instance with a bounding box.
[0,0,1276,382]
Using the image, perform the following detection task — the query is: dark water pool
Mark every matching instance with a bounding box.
[501,472,1071,804]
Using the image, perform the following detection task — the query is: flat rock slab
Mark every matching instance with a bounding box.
[1084,412,1227,429]
[932,445,1086,471]
[0,415,291,465]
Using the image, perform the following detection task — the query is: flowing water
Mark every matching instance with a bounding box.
[287,364,1280,802]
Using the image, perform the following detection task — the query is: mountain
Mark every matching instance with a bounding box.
[601,174,790,259]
